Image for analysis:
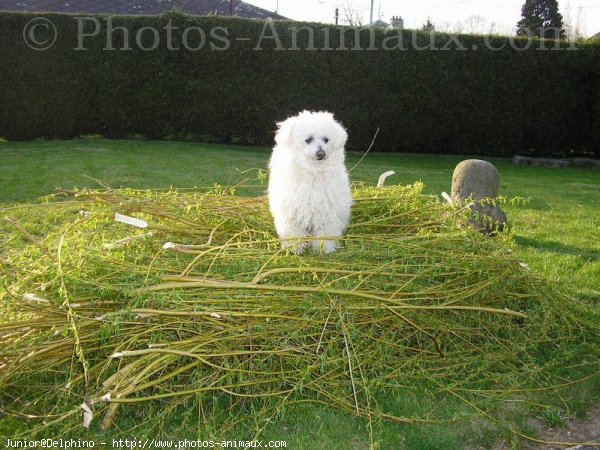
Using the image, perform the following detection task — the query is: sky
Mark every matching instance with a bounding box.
[246,0,600,37]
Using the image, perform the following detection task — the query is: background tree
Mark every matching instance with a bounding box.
[461,15,487,35]
[517,0,566,39]
[563,1,586,42]
[337,0,364,26]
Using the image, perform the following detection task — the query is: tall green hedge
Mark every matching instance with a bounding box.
[592,52,600,152]
[0,11,598,156]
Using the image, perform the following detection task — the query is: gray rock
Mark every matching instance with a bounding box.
[568,158,600,170]
[451,159,507,234]
[512,155,570,168]
[512,155,600,170]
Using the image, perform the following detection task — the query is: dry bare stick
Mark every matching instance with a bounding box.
[143,278,409,305]
[348,128,380,173]
[316,304,335,354]
[341,320,360,414]
[101,359,204,429]
[441,384,600,447]
[383,304,445,358]
[100,403,121,430]
[336,298,375,443]
[105,379,283,403]
[82,174,112,189]
[252,267,404,284]
[57,224,90,395]
[3,217,43,248]
[135,279,528,318]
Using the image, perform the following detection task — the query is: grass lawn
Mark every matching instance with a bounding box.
[1,139,599,449]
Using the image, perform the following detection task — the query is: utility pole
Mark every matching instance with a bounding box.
[369,0,374,26]
[230,0,233,15]
[335,8,339,25]
[275,0,279,14]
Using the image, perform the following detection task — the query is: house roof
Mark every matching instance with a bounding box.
[0,0,287,19]
[373,19,389,28]
[590,31,600,40]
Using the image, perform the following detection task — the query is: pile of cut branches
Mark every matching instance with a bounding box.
[1,183,598,438]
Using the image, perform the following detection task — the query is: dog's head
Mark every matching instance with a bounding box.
[275,111,348,165]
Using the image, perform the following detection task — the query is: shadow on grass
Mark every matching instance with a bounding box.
[515,236,599,261]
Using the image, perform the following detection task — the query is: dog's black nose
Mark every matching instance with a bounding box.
[316,149,326,160]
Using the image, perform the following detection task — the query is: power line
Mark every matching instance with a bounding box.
[435,0,476,7]
[434,0,600,8]
[487,3,600,8]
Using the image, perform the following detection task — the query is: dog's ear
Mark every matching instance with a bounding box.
[332,121,348,149]
[275,116,296,147]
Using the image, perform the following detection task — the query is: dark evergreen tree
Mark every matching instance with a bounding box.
[517,0,565,39]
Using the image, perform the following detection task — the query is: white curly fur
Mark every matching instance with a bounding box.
[268,110,352,254]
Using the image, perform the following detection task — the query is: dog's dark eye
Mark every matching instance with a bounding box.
[305,137,314,144]
[323,137,329,143]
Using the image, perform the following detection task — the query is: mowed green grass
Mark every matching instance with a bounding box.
[1,139,599,449]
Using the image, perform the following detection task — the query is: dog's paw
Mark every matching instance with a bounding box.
[281,240,307,255]
[312,239,338,254]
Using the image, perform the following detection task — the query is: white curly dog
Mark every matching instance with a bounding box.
[268,110,352,254]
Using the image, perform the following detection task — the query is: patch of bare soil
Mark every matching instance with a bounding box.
[526,403,600,450]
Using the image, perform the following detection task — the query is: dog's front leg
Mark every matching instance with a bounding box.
[277,226,309,254]
[310,217,348,253]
